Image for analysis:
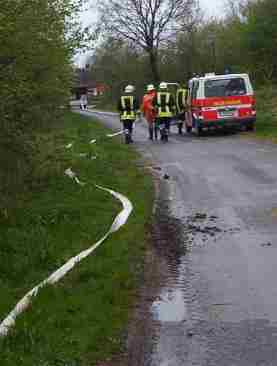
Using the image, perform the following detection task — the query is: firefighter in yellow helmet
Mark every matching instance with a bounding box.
[176,84,188,135]
[153,82,175,142]
[117,85,139,144]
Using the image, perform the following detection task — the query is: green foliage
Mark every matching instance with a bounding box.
[242,0,277,83]
[0,0,83,206]
[188,0,277,83]
[91,37,151,104]
[255,87,277,138]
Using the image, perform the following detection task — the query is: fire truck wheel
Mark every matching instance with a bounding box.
[195,124,203,136]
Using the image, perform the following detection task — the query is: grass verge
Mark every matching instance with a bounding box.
[255,86,277,140]
[0,112,154,365]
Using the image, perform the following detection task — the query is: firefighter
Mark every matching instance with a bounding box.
[141,84,158,141]
[176,84,188,135]
[80,93,88,110]
[153,82,175,142]
[117,85,139,144]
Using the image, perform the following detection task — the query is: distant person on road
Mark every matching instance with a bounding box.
[80,93,88,110]
[141,84,158,141]
[117,85,139,144]
[153,82,175,142]
[176,84,188,135]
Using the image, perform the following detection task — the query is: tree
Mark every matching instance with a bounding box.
[90,37,149,102]
[97,0,198,83]
[242,0,277,83]
[0,0,84,204]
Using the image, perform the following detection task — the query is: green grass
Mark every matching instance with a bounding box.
[255,86,277,139]
[0,112,154,365]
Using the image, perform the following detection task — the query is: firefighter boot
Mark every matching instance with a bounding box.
[154,126,159,140]
[149,127,154,140]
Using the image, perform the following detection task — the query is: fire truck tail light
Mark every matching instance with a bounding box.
[251,98,256,111]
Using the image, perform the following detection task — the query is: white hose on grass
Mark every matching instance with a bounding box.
[65,143,73,149]
[0,169,133,337]
[65,116,142,147]
[106,130,126,138]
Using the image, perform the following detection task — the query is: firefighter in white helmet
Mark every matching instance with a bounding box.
[117,85,139,144]
[153,82,175,142]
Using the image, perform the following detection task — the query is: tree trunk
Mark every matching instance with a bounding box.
[148,49,160,84]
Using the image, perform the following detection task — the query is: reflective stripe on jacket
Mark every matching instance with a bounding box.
[156,92,173,118]
[176,89,187,113]
[120,95,136,120]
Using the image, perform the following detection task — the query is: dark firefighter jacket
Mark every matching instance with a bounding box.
[153,91,175,118]
[118,94,139,121]
[176,88,188,113]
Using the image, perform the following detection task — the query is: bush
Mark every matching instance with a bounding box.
[0,0,82,207]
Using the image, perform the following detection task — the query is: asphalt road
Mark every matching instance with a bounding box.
[82,110,277,366]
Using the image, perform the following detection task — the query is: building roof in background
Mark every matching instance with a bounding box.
[74,68,97,89]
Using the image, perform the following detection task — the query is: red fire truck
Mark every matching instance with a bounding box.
[185,73,256,136]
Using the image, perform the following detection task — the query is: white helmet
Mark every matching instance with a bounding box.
[159,82,167,89]
[125,85,134,93]
[147,84,155,92]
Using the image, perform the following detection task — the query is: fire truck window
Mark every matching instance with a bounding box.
[192,81,199,99]
[204,78,246,98]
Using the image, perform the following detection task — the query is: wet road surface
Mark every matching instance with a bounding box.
[82,111,277,366]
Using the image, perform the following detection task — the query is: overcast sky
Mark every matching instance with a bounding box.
[80,0,225,24]
[201,0,224,16]
[76,0,225,66]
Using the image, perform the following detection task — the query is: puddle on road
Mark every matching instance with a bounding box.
[151,286,187,322]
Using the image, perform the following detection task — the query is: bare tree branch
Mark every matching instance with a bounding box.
[97,0,199,81]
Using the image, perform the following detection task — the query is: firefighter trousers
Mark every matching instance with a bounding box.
[122,120,134,134]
